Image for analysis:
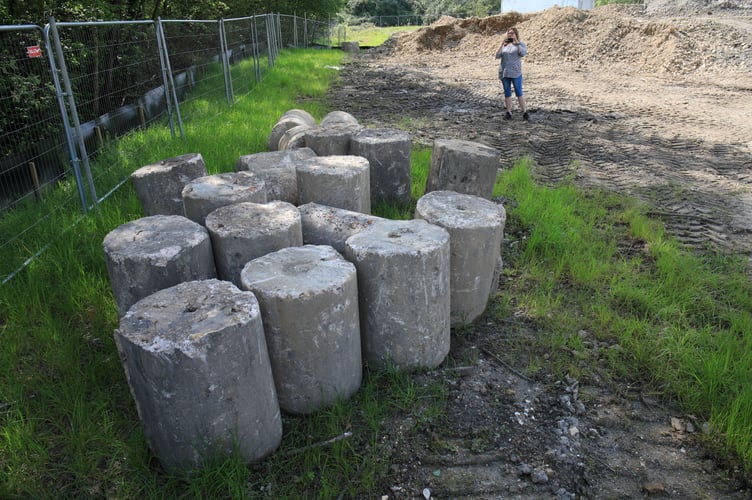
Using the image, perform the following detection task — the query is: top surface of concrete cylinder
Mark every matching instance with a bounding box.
[415,190,507,231]
[205,200,303,286]
[182,172,267,224]
[298,202,385,254]
[102,214,217,316]
[131,153,208,216]
[236,148,317,205]
[320,110,359,127]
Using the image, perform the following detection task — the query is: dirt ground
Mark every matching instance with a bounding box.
[326,2,752,499]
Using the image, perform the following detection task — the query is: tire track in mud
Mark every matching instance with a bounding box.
[329,60,752,258]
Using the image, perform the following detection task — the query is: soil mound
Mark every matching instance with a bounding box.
[390,4,752,75]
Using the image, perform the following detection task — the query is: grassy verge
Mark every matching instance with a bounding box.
[492,158,752,469]
[339,24,422,47]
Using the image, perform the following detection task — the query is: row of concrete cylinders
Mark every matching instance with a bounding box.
[105,116,506,472]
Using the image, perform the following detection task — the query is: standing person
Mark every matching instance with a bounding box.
[495,27,529,120]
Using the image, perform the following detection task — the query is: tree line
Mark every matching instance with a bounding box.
[0,0,507,25]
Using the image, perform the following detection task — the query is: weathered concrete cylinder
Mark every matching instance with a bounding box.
[236,148,317,205]
[182,171,267,225]
[304,123,363,156]
[267,110,316,152]
[344,219,451,370]
[350,128,412,206]
[296,156,370,214]
[425,139,500,200]
[102,215,217,317]
[131,153,208,216]
[320,110,359,127]
[341,41,360,55]
[114,279,281,473]
[205,200,303,287]
[240,245,362,414]
[415,191,506,326]
[298,202,386,254]
[278,125,309,151]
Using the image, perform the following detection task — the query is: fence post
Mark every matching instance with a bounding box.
[304,13,308,49]
[46,18,97,212]
[219,19,234,105]
[155,18,184,138]
[250,15,261,81]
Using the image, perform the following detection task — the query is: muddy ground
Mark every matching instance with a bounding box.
[326,3,752,499]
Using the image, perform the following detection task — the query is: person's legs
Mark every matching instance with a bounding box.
[512,76,529,119]
[502,78,513,117]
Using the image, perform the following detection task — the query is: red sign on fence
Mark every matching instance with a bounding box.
[27,45,42,58]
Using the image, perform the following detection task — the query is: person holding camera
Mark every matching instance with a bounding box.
[495,27,529,120]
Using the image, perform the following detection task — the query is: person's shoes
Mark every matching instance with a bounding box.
[523,111,530,120]
[504,111,512,120]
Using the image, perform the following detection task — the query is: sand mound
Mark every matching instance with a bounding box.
[387,4,752,75]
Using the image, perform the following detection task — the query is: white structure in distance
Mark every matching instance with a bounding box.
[501,0,595,13]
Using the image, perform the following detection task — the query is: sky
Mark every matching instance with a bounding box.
[501,0,595,13]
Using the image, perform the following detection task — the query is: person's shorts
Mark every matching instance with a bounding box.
[501,76,523,97]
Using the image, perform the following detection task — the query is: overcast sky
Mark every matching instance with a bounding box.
[502,0,594,13]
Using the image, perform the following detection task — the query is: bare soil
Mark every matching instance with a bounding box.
[326,2,752,499]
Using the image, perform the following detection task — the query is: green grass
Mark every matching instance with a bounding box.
[3,45,752,498]
[492,158,752,467]
[338,24,422,47]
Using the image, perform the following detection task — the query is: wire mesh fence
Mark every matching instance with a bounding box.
[0,13,333,283]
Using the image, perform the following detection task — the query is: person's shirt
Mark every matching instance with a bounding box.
[497,41,527,79]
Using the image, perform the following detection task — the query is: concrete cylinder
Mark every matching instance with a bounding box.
[278,125,309,151]
[131,153,208,216]
[240,245,362,414]
[425,139,500,200]
[236,148,317,205]
[341,41,360,55]
[205,200,303,287]
[344,219,451,370]
[304,123,363,156]
[415,191,506,326]
[114,279,281,473]
[102,215,217,317]
[350,128,412,206]
[267,110,316,152]
[320,110,359,127]
[298,202,386,254]
[296,156,370,214]
[182,172,267,225]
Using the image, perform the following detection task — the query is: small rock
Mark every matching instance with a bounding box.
[518,463,533,475]
[422,487,431,499]
[531,468,549,484]
[642,481,666,495]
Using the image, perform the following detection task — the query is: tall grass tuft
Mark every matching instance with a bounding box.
[495,157,752,468]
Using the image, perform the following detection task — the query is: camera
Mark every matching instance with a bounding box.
[505,37,514,43]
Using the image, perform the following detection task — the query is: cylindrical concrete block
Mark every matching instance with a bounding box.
[425,139,500,200]
[131,153,208,216]
[114,279,281,472]
[205,201,303,287]
[278,125,309,151]
[344,219,451,370]
[415,191,506,326]
[341,41,360,55]
[240,245,362,414]
[350,128,412,206]
[298,202,386,254]
[304,123,363,156]
[267,110,316,152]
[320,110,359,127]
[297,155,370,213]
[103,215,217,317]
[236,148,317,205]
[182,172,267,225]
